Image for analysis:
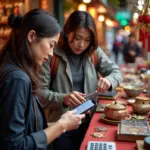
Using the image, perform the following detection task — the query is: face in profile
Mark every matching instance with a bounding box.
[28,30,60,66]
[68,27,91,55]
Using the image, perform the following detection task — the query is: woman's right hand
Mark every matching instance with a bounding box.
[58,110,85,132]
[63,91,86,107]
[44,110,85,144]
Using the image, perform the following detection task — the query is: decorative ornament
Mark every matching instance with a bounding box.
[90,132,104,138]
[142,0,150,57]
[138,9,146,49]
[94,126,108,132]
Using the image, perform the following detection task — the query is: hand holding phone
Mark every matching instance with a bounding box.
[73,99,96,114]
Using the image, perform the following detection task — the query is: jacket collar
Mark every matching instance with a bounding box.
[53,45,90,60]
[53,46,68,61]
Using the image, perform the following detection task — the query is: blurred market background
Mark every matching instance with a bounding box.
[0,0,148,66]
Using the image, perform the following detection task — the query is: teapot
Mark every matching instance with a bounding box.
[132,96,150,115]
[104,101,130,121]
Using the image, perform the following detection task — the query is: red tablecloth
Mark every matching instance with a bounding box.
[80,97,137,150]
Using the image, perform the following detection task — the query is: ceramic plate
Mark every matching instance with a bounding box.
[100,114,121,125]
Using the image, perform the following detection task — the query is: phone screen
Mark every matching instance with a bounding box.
[73,100,96,114]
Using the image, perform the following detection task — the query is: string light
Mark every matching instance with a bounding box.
[98,15,105,22]
[105,19,113,27]
[137,5,143,11]
[78,3,87,11]
[83,0,91,3]
[133,12,139,19]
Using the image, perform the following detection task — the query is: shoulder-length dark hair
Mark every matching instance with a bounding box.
[59,10,98,55]
[0,9,61,94]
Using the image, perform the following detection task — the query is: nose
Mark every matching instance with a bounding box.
[48,49,53,57]
[79,40,84,48]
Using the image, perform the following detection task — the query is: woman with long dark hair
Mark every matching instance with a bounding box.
[0,9,85,150]
[40,10,123,150]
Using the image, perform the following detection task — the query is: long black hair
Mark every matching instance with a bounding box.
[0,9,61,94]
[59,10,98,55]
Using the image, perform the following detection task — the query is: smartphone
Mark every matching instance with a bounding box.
[73,99,96,114]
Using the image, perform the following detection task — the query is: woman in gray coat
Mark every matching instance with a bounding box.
[39,10,123,150]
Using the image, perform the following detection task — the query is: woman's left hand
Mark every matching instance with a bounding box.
[97,78,111,92]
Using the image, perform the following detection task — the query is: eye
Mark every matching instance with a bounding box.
[86,39,91,42]
[75,36,81,40]
[50,44,54,48]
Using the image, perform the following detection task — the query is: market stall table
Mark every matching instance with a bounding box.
[80,96,137,150]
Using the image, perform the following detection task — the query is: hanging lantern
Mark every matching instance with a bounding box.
[138,8,146,49]
[139,29,146,48]
[143,0,150,56]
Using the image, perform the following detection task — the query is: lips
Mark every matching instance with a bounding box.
[76,49,84,51]
[43,58,48,63]
[75,49,84,53]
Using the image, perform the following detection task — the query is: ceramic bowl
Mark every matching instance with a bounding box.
[123,85,143,97]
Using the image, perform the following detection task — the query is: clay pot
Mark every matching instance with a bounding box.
[132,96,150,115]
[104,101,130,121]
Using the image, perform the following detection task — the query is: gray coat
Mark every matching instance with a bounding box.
[39,46,123,121]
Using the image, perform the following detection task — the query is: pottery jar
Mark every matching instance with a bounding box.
[132,96,150,115]
[104,101,129,121]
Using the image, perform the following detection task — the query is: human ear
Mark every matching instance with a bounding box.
[27,30,37,43]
